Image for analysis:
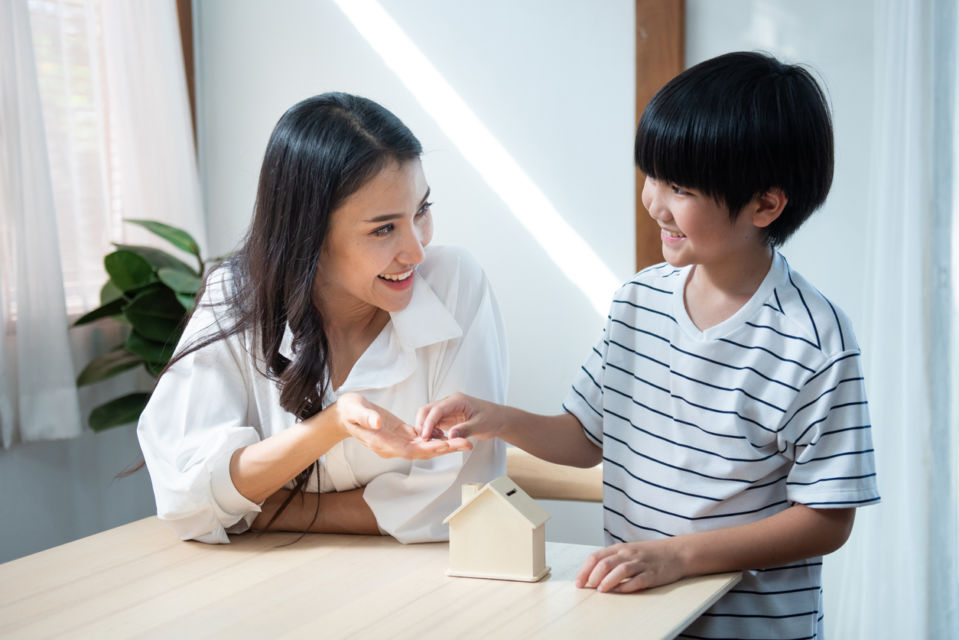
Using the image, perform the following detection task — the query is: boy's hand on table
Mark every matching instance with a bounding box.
[415,392,505,442]
[575,539,686,593]
[334,392,472,460]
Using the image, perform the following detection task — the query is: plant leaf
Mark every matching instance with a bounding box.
[144,361,166,377]
[76,347,142,386]
[125,219,201,259]
[104,250,157,292]
[73,297,127,326]
[175,292,196,311]
[100,279,123,305]
[123,287,185,342]
[88,392,151,431]
[113,243,198,276]
[158,267,202,294]
[125,329,176,365]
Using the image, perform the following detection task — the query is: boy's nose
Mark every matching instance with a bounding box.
[642,178,666,220]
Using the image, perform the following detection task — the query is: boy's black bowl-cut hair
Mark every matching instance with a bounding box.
[635,51,834,247]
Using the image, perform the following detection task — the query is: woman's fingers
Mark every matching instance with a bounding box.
[337,393,474,460]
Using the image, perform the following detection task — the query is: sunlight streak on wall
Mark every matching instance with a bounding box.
[334,0,621,316]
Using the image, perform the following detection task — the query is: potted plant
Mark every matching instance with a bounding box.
[72,219,208,431]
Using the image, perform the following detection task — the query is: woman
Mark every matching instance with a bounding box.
[137,93,507,544]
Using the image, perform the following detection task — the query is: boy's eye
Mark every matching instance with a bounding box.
[670,184,689,196]
[373,223,394,237]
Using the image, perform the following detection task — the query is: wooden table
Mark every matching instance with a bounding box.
[0,517,740,639]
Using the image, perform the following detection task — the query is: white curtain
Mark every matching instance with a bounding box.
[0,0,205,447]
[825,0,958,637]
[0,0,83,446]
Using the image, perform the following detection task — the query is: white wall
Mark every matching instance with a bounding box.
[686,0,874,332]
[0,325,157,564]
[194,0,636,418]
[0,427,154,563]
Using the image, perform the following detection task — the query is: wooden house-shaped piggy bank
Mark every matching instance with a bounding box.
[443,475,551,582]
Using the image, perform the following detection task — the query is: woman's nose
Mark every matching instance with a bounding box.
[399,226,426,265]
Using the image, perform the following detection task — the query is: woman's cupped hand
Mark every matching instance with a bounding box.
[332,392,472,460]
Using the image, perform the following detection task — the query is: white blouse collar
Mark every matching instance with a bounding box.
[277,274,462,393]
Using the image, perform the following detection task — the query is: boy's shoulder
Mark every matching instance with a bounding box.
[619,261,688,297]
[762,255,861,358]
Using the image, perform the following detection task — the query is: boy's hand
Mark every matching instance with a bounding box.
[415,392,504,442]
[333,392,472,460]
[575,539,686,593]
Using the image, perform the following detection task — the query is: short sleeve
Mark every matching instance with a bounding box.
[778,350,881,508]
[137,275,263,543]
[563,322,608,448]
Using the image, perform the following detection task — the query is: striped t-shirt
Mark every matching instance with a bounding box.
[563,253,879,640]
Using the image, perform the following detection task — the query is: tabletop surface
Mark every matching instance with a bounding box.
[0,517,740,639]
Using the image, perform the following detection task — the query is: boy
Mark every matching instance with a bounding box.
[417,52,879,638]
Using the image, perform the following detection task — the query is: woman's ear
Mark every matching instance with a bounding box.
[752,187,788,229]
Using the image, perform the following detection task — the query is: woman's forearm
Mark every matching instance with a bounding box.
[251,488,380,534]
[229,411,347,504]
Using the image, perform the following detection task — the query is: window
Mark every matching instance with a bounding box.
[26,0,122,316]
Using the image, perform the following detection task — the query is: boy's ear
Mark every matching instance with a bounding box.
[752,188,788,229]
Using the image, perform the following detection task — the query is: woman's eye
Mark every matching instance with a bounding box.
[373,223,394,237]
[416,201,433,217]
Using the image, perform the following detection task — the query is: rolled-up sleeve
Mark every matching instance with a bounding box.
[137,289,262,543]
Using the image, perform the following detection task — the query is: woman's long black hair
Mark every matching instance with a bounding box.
[161,93,423,526]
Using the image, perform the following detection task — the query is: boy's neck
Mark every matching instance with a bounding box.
[683,246,774,331]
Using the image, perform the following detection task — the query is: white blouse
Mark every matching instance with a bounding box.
[137,245,508,544]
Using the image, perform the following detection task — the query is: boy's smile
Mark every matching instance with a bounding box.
[642,176,780,275]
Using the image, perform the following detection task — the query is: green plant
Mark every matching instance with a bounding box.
[73,219,207,431]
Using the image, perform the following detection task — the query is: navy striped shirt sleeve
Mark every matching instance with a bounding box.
[778,349,880,507]
[563,325,609,448]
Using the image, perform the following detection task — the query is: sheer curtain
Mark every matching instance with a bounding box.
[825,0,958,637]
[0,0,205,447]
[0,0,82,446]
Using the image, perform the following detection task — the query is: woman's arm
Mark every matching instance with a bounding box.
[230,392,470,505]
[251,488,380,534]
[577,504,855,593]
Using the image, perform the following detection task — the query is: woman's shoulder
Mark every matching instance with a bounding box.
[184,262,244,338]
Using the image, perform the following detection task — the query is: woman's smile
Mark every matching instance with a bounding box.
[377,268,416,290]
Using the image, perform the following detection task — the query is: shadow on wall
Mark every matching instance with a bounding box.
[334,0,621,318]
[0,426,154,563]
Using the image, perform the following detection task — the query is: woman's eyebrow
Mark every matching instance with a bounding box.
[364,187,432,223]
[366,213,404,223]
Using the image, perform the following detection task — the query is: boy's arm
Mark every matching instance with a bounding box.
[415,393,602,468]
[577,504,855,592]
